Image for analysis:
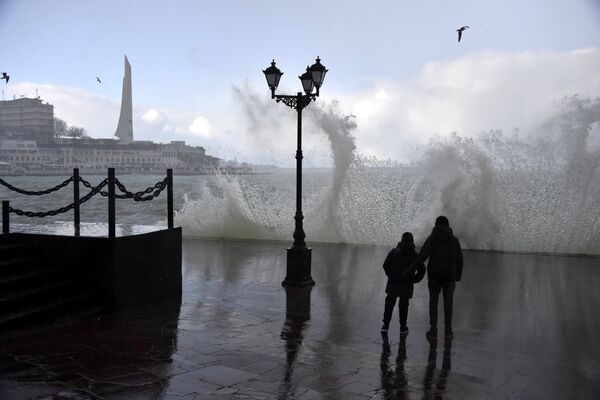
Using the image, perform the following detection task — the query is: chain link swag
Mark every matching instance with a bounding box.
[9,179,108,218]
[79,177,168,201]
[0,176,74,196]
[5,175,168,217]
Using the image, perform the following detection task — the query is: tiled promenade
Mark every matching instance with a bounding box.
[1,238,599,399]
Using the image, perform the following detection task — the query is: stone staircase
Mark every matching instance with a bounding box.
[0,235,106,332]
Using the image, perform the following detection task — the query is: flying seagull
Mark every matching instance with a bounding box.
[1,72,9,83]
[96,77,102,83]
[457,26,469,42]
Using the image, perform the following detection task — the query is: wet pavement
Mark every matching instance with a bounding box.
[1,238,600,399]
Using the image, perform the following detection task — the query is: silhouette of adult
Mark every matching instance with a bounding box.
[406,216,463,341]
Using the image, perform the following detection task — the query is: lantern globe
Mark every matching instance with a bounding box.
[263,60,283,91]
[299,67,314,95]
[308,56,327,88]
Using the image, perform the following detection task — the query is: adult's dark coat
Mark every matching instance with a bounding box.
[383,242,426,298]
[409,225,463,282]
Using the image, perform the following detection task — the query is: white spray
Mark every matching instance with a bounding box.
[175,94,600,255]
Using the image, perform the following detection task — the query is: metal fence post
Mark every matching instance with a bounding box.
[167,169,173,229]
[2,201,8,234]
[108,168,115,238]
[73,168,80,236]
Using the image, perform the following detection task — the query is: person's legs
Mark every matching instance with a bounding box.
[428,279,442,331]
[382,293,397,331]
[398,298,409,334]
[441,281,456,335]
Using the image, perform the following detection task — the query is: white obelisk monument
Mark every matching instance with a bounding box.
[114,55,133,144]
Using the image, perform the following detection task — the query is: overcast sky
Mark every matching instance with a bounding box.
[1,0,599,165]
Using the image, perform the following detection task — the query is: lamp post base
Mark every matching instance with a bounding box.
[283,246,314,287]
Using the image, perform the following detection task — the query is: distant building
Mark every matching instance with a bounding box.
[0,97,55,143]
[0,136,219,174]
[0,97,220,174]
[0,55,224,175]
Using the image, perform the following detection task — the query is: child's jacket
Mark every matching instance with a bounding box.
[383,242,425,298]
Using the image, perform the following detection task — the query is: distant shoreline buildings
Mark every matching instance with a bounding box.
[0,56,231,175]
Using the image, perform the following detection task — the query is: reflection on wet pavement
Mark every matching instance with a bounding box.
[1,239,600,399]
[1,302,181,399]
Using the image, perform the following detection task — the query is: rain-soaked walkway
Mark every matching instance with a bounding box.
[1,238,599,399]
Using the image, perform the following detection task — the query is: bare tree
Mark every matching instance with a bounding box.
[54,118,88,138]
[67,126,87,138]
[54,118,67,138]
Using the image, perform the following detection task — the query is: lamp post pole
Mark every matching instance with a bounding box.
[294,92,304,246]
[263,58,328,287]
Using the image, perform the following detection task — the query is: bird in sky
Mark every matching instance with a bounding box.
[457,26,469,42]
[96,77,101,83]
[1,72,9,83]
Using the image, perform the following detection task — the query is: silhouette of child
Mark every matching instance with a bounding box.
[381,232,425,335]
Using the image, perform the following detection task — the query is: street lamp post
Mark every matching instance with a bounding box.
[263,57,328,287]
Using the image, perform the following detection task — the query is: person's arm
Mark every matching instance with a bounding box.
[416,237,432,265]
[403,237,431,278]
[382,252,393,277]
[455,238,463,282]
[413,261,426,283]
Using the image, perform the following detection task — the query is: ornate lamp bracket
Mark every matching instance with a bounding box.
[275,94,315,110]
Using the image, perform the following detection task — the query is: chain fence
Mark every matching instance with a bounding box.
[9,179,108,218]
[3,174,169,218]
[114,177,168,201]
[0,176,74,196]
[80,177,167,202]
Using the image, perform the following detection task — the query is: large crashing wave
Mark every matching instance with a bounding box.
[176,96,600,255]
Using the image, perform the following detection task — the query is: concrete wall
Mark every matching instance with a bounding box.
[7,228,182,310]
